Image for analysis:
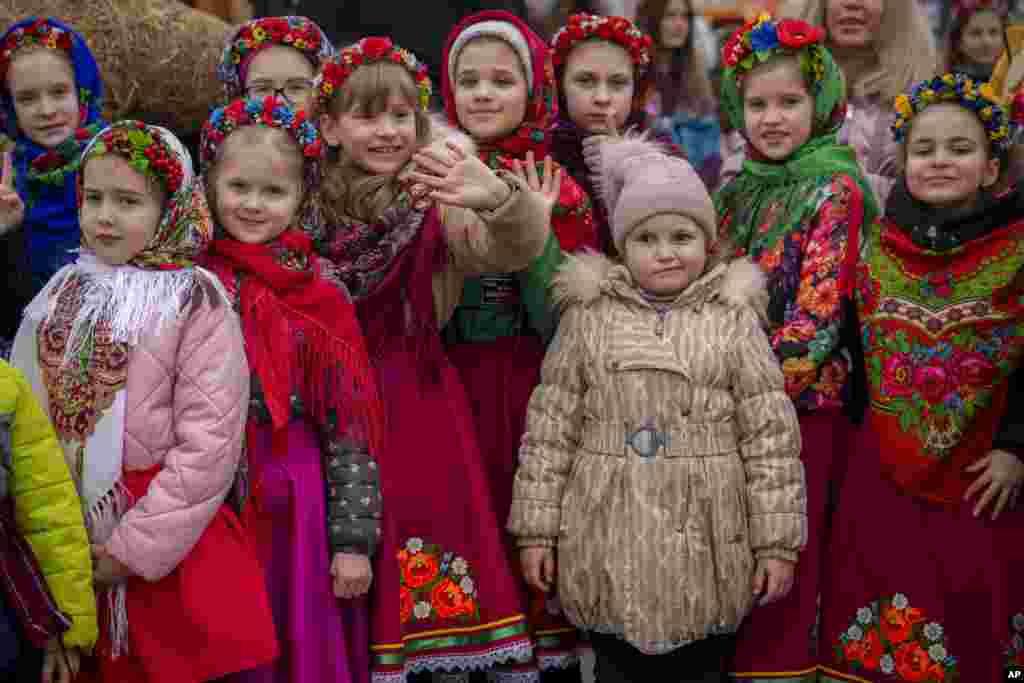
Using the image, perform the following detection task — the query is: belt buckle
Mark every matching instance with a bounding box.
[626,424,669,459]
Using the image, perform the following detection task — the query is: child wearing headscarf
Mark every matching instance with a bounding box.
[0,17,107,353]
[217,15,336,112]
[11,121,277,683]
[820,73,1024,683]
[441,12,596,677]
[200,96,384,683]
[713,15,879,681]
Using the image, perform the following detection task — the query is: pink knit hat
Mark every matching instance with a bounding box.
[587,134,717,255]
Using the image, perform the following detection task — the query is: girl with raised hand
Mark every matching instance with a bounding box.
[200,96,384,683]
[216,15,335,112]
[820,73,1024,683]
[713,15,879,681]
[312,36,555,682]
[0,17,107,347]
[11,120,277,683]
[441,12,598,678]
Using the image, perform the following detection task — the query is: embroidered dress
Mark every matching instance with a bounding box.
[0,17,106,295]
[713,17,879,682]
[10,121,276,683]
[441,12,595,677]
[819,182,1024,683]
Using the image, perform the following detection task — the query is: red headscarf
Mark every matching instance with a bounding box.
[442,10,596,253]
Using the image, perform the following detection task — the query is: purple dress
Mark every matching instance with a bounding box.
[229,400,370,683]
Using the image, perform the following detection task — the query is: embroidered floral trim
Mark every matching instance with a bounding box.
[551,14,652,72]
[0,18,73,79]
[398,537,481,625]
[835,594,959,682]
[722,14,826,87]
[1007,612,1024,673]
[316,37,432,112]
[37,274,131,445]
[893,74,1011,153]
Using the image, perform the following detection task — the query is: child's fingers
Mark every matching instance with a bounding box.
[445,140,468,161]
[525,151,540,190]
[972,481,998,518]
[412,149,454,176]
[963,467,991,501]
[991,484,1012,521]
[541,551,555,588]
[1,151,13,189]
[406,170,450,190]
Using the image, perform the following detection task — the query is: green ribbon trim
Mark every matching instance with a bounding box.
[372,620,530,666]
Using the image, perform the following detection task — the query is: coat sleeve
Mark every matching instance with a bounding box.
[442,171,551,276]
[507,304,589,547]
[7,365,98,650]
[727,306,807,563]
[104,282,249,582]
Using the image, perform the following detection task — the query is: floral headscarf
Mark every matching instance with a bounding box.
[217,16,336,101]
[80,120,212,269]
[715,15,879,293]
[0,17,106,290]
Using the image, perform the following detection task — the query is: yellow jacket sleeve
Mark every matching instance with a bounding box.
[0,361,97,650]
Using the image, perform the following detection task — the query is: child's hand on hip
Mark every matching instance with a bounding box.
[331,552,373,599]
[752,557,796,606]
[520,547,556,593]
[0,151,24,236]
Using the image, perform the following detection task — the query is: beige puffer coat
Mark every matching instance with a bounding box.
[507,251,807,654]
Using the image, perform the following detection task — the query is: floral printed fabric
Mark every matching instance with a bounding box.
[1008,612,1024,674]
[835,593,959,682]
[719,175,860,411]
[398,538,480,625]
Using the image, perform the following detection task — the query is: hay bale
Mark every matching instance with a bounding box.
[2,0,232,134]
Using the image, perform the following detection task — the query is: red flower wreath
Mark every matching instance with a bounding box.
[551,13,653,72]
[314,36,433,113]
[777,20,825,49]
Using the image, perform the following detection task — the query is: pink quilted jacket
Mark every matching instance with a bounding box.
[104,272,249,582]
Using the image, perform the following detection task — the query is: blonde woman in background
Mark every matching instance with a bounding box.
[718,0,939,206]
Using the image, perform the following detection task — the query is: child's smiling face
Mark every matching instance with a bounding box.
[904,103,1000,212]
[6,48,80,149]
[623,213,708,298]
[79,155,164,266]
[742,57,814,162]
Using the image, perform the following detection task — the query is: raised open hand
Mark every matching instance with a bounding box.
[408,141,512,212]
[0,151,25,236]
[510,151,562,217]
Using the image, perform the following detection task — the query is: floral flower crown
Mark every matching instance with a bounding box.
[953,0,1009,21]
[551,13,652,72]
[722,14,826,88]
[83,121,186,195]
[200,96,323,174]
[223,16,327,71]
[892,74,1012,154]
[315,37,432,113]
[0,18,73,80]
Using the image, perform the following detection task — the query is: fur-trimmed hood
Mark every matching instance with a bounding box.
[552,249,768,318]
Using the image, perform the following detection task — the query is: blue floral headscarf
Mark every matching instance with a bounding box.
[0,17,106,293]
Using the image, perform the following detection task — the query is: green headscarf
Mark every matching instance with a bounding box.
[714,15,880,253]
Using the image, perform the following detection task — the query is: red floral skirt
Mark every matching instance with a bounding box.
[818,424,1024,683]
[81,466,278,683]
